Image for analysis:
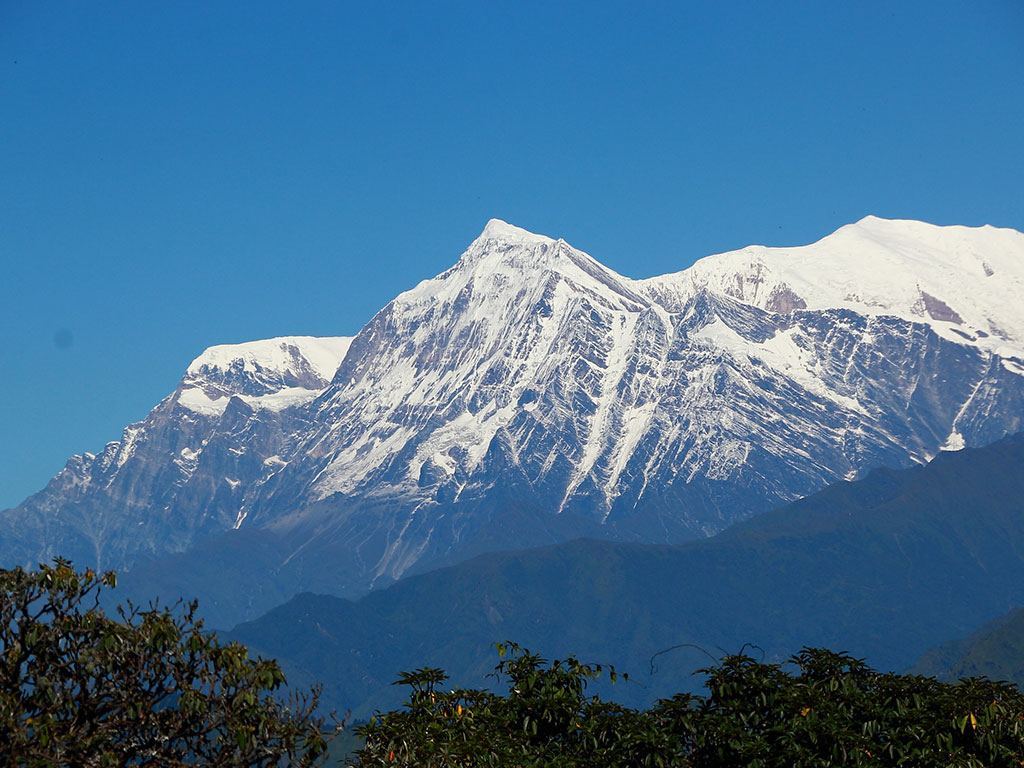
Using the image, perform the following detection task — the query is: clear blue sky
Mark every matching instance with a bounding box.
[2,0,1022,510]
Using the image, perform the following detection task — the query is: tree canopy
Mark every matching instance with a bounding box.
[354,642,1024,767]
[0,560,328,767]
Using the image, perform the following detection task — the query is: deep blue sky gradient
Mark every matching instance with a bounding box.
[2,1,1023,509]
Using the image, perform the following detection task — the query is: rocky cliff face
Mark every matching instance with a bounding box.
[3,218,1023,612]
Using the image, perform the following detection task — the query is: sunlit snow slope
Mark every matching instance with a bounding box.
[647,216,1024,359]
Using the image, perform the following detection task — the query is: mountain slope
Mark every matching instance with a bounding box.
[3,218,1024,611]
[227,432,1024,716]
[913,608,1024,686]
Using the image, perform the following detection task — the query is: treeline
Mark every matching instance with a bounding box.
[352,643,1024,767]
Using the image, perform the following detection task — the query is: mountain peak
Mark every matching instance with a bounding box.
[828,215,1022,246]
[677,218,1024,354]
[476,218,554,245]
[406,219,646,315]
[179,336,352,415]
[388,218,605,295]
[186,336,352,381]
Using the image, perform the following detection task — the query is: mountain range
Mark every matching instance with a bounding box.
[3,216,1024,628]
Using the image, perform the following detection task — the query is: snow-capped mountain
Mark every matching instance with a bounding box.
[0,337,351,571]
[3,218,1023,613]
[178,336,353,416]
[659,216,1024,355]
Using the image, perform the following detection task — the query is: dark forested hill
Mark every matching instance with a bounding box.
[914,607,1024,687]
[226,432,1024,716]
